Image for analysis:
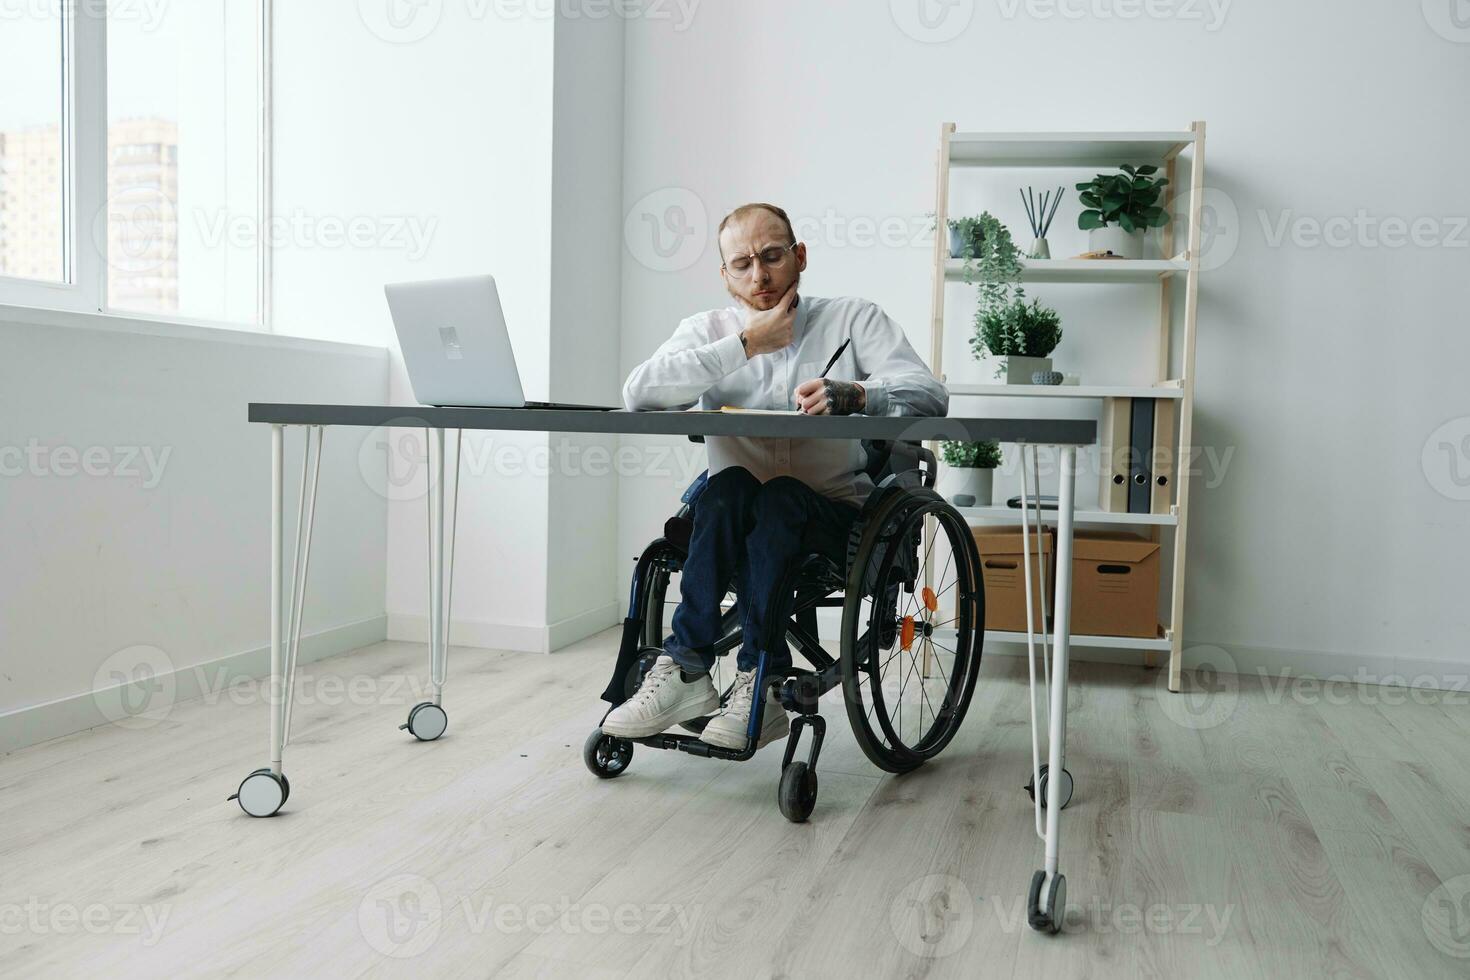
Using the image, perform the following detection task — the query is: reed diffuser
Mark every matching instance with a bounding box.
[1021,186,1064,259]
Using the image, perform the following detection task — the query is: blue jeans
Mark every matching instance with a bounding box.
[665,467,860,675]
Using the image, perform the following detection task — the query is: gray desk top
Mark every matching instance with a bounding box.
[247,404,1096,446]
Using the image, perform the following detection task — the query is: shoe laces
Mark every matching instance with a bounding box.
[632,657,680,705]
[726,670,758,715]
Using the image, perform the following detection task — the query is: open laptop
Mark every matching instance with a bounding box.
[384,274,617,410]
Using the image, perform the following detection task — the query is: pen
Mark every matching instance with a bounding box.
[818,337,851,379]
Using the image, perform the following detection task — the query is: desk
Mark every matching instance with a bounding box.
[234,404,1095,933]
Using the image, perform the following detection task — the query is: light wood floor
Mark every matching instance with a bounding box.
[3,628,1470,979]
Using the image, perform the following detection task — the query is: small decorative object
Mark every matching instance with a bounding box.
[1076,164,1171,260]
[940,439,1002,508]
[947,216,985,260]
[1021,185,1064,260]
[1032,371,1064,386]
[1061,373,1081,385]
[971,296,1063,383]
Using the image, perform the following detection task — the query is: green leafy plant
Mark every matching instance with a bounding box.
[948,215,985,260]
[940,439,1002,469]
[960,213,1025,316]
[970,297,1063,362]
[1076,164,1171,234]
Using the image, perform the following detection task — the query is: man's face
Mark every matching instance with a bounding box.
[718,210,807,311]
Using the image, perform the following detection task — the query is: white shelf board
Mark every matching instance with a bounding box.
[985,629,1172,652]
[947,383,1184,400]
[960,505,1177,527]
[948,131,1195,168]
[946,257,1186,284]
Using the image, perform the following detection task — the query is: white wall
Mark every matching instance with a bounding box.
[617,2,1470,678]
[271,4,625,653]
[0,309,389,750]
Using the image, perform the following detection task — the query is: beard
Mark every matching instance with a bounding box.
[727,270,801,311]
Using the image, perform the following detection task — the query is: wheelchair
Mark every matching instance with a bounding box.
[584,438,985,823]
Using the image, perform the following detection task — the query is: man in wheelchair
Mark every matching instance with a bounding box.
[603,202,949,751]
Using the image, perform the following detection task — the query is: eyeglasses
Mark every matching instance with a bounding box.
[722,242,799,279]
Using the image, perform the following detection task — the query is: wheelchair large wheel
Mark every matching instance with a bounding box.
[839,488,983,773]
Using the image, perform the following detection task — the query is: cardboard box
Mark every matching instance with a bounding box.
[973,524,1056,633]
[1069,531,1162,638]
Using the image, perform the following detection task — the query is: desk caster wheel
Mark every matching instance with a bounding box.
[1026,870,1066,934]
[778,761,818,823]
[584,729,633,778]
[229,768,289,817]
[401,702,448,741]
[1025,764,1073,810]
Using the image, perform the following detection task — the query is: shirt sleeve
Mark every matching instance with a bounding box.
[622,314,748,411]
[850,302,949,417]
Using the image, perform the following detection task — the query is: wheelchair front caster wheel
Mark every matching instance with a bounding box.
[230,768,289,817]
[778,761,818,823]
[584,729,633,779]
[1025,764,1073,810]
[401,702,448,741]
[1026,870,1066,934]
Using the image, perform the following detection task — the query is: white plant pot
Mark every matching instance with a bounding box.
[1088,225,1144,259]
[945,467,994,508]
[1004,355,1053,384]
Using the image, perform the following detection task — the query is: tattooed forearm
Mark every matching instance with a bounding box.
[823,380,865,416]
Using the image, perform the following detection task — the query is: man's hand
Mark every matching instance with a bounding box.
[794,378,866,415]
[738,284,798,357]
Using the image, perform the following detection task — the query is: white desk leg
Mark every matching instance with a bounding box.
[403,427,455,742]
[1034,449,1081,934]
[230,424,295,816]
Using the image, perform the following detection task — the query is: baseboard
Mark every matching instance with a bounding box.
[546,602,621,652]
[387,602,620,655]
[0,615,389,756]
[970,636,1470,693]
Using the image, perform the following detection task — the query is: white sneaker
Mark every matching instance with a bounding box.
[602,655,721,738]
[700,668,789,750]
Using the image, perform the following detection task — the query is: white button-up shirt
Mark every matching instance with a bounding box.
[623,295,949,506]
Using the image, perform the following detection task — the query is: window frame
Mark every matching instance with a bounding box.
[0,1,274,332]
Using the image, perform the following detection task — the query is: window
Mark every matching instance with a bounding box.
[0,2,268,328]
[106,1,262,323]
[0,4,66,284]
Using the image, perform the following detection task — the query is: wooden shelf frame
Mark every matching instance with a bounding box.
[927,121,1206,690]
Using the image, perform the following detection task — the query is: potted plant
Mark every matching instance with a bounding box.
[947,215,985,260]
[971,296,1063,383]
[1076,164,1171,259]
[940,439,1002,507]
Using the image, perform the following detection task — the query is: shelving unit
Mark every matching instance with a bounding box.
[927,122,1207,692]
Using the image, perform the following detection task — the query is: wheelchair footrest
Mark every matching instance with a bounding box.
[632,732,756,762]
